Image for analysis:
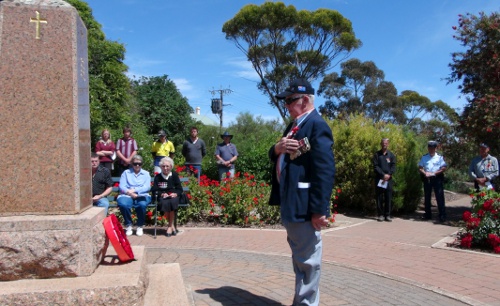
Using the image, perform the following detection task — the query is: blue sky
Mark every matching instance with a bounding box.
[84,0,499,125]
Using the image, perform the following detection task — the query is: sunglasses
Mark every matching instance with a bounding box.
[132,163,142,166]
[284,96,303,105]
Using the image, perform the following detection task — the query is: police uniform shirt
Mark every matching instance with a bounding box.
[418,152,447,172]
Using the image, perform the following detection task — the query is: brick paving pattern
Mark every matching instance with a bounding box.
[129,196,500,305]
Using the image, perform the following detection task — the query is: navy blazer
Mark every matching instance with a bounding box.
[269,109,336,222]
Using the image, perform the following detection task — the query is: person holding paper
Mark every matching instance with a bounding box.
[469,142,498,191]
[373,138,396,222]
[418,141,447,222]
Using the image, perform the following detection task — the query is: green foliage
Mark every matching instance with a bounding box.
[318,58,398,121]
[223,2,361,121]
[130,75,195,146]
[224,113,284,182]
[448,12,500,153]
[444,168,471,194]
[318,59,459,145]
[179,113,284,182]
[330,114,423,214]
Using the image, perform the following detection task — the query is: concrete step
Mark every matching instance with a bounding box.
[144,263,191,306]
[0,245,191,305]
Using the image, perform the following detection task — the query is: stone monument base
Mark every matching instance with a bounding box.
[0,246,191,305]
[0,207,107,281]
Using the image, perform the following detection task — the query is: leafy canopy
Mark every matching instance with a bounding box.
[223,2,361,121]
[130,75,194,146]
[447,11,500,153]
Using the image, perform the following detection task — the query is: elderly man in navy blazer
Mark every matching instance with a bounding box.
[269,78,336,305]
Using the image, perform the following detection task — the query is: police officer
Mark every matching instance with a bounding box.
[418,141,447,222]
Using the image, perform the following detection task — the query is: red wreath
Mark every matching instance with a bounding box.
[103,214,135,262]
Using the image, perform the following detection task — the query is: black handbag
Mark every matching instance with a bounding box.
[179,193,190,205]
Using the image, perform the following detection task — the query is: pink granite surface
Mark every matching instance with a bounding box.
[0,0,91,215]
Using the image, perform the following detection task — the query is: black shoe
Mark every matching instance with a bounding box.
[166,233,171,237]
[172,230,177,236]
[421,216,431,220]
[385,216,392,222]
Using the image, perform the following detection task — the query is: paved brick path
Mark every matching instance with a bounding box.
[129,196,500,305]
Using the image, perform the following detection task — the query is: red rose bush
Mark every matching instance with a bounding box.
[458,189,500,253]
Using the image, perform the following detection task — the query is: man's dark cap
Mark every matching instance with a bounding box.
[479,142,489,148]
[220,131,233,139]
[276,78,315,99]
[158,130,167,136]
[427,140,438,147]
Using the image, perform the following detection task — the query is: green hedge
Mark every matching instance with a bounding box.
[329,114,423,214]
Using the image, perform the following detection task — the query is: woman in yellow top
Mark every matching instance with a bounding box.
[151,130,175,174]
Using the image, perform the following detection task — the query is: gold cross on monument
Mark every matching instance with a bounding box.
[30,11,47,39]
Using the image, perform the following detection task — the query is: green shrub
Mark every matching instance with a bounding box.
[444,168,471,194]
[329,114,423,214]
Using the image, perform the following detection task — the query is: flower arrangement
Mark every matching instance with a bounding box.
[112,166,338,228]
[458,189,500,253]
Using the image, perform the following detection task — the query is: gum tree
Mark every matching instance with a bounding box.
[223,2,361,121]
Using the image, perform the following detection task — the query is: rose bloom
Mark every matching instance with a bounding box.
[460,233,473,248]
[487,233,500,247]
[462,211,472,222]
[483,199,494,211]
[466,217,481,230]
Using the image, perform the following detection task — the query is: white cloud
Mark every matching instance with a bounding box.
[172,78,192,92]
[224,57,260,81]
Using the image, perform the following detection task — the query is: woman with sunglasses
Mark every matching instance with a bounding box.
[151,157,183,237]
[117,155,151,236]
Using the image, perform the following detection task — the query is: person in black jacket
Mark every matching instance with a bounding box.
[373,138,396,222]
[151,157,183,237]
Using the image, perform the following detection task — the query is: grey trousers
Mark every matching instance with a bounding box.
[283,220,322,306]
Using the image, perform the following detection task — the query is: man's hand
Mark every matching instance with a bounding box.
[92,195,101,202]
[476,177,487,185]
[276,137,299,155]
[311,214,329,231]
[425,171,435,177]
